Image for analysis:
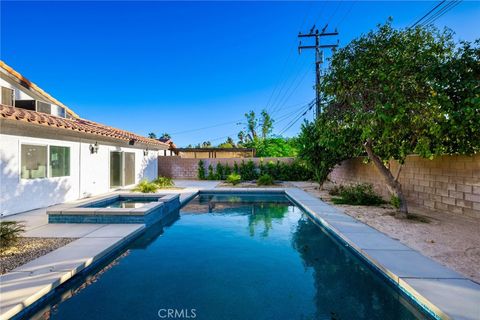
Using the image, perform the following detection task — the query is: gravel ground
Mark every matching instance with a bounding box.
[293,181,480,283]
[0,237,76,274]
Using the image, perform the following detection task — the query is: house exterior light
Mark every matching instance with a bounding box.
[143,148,149,156]
[89,142,99,154]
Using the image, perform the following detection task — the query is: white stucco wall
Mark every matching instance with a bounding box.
[0,133,162,216]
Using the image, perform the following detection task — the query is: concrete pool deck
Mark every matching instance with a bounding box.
[0,181,478,320]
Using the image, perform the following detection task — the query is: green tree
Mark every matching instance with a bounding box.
[160,133,171,140]
[434,40,480,154]
[320,21,477,217]
[148,132,157,139]
[244,110,258,141]
[260,110,274,139]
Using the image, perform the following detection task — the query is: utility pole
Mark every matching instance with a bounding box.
[298,25,339,117]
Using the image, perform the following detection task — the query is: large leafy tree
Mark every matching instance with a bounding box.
[320,21,478,217]
[297,106,361,185]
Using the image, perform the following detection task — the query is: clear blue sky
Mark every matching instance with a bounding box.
[1,1,479,146]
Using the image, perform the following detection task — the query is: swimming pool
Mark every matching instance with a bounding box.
[28,192,432,319]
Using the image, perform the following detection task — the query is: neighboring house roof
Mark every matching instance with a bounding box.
[0,60,80,119]
[0,104,168,148]
[158,137,177,149]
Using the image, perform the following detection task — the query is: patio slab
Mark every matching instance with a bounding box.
[401,278,480,320]
[343,232,411,250]
[23,223,105,238]
[365,249,464,279]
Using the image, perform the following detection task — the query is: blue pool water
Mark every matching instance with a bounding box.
[84,197,159,209]
[29,193,431,320]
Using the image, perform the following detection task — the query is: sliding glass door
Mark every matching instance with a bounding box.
[110,151,136,188]
[110,152,123,188]
[124,152,135,186]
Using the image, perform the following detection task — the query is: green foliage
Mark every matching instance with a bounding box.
[132,180,159,193]
[331,184,385,206]
[153,176,174,188]
[390,195,401,209]
[207,164,216,180]
[297,116,360,185]
[244,137,297,157]
[224,164,232,177]
[434,40,480,154]
[257,174,274,186]
[329,185,344,196]
[239,160,258,180]
[226,173,242,185]
[197,160,206,180]
[197,160,313,181]
[233,162,239,174]
[216,163,225,180]
[0,221,25,249]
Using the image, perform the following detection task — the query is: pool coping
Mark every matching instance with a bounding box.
[1,187,478,320]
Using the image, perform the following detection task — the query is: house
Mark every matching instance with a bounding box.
[0,61,172,216]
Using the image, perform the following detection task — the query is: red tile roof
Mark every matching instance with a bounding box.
[0,104,168,148]
[0,61,80,119]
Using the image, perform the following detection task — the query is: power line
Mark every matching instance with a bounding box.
[336,0,358,29]
[271,64,313,116]
[421,0,462,26]
[278,100,315,135]
[410,0,446,28]
[265,2,314,114]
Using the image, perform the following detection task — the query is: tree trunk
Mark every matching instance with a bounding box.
[364,139,408,218]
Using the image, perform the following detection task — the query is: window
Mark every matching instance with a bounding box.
[1,87,14,106]
[36,101,51,114]
[50,146,70,177]
[21,145,48,179]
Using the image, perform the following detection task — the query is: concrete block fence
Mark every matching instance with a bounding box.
[329,155,480,219]
[157,157,295,180]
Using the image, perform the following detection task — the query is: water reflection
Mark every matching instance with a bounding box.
[291,216,427,320]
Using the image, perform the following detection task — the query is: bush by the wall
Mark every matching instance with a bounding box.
[133,180,159,193]
[331,183,385,206]
[257,174,274,186]
[226,173,242,185]
[197,159,314,181]
[197,160,206,180]
[153,176,174,188]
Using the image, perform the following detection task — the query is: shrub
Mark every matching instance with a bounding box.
[226,173,242,185]
[216,163,225,180]
[390,195,401,209]
[239,160,257,181]
[207,164,216,180]
[257,174,274,186]
[224,164,232,177]
[233,162,239,174]
[153,176,174,188]
[329,185,344,196]
[331,183,385,206]
[197,160,206,180]
[0,221,25,249]
[133,180,159,193]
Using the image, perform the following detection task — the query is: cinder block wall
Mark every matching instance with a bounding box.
[329,155,480,219]
[158,157,295,180]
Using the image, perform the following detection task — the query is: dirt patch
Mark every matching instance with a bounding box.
[0,237,76,274]
[293,181,480,283]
